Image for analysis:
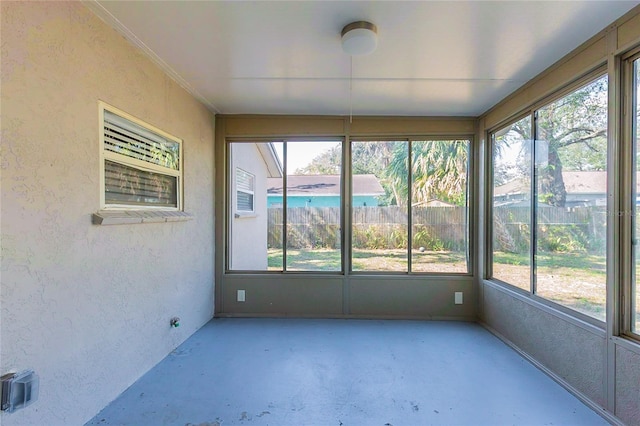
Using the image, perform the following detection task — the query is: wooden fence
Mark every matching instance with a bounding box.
[268,206,467,250]
[267,205,608,252]
[493,205,607,253]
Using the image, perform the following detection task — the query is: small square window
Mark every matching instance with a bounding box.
[236,168,255,213]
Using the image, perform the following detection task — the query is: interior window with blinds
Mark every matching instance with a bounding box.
[236,168,255,212]
[102,106,182,209]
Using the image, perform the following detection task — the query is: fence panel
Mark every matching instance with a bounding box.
[268,206,468,250]
[269,205,607,251]
[493,205,607,253]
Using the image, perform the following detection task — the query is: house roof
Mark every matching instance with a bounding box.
[494,171,640,196]
[267,174,384,196]
[256,143,283,178]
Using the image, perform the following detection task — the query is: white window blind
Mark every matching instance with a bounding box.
[104,110,180,170]
[236,168,255,212]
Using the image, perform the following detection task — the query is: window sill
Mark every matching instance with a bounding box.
[234,212,257,219]
[92,210,193,225]
[612,335,640,354]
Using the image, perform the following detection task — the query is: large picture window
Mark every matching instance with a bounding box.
[351,139,470,273]
[490,75,608,322]
[227,137,470,274]
[228,140,342,272]
[534,76,608,321]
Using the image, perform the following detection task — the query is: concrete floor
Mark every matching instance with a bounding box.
[86,319,607,426]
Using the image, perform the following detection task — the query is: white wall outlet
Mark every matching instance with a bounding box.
[237,289,246,302]
[454,291,463,305]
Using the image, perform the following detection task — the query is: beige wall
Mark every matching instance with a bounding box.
[478,6,640,425]
[1,3,215,425]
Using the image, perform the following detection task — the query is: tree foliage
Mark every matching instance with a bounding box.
[493,115,532,187]
[296,140,469,207]
[295,146,341,175]
[386,140,469,206]
[295,141,400,205]
[535,76,608,206]
[495,76,608,206]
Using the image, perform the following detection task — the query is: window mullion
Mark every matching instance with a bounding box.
[531,111,538,296]
[624,55,640,339]
[407,140,413,274]
[344,138,351,275]
[282,142,288,273]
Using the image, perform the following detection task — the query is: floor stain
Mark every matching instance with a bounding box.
[239,411,250,421]
[185,422,220,426]
[256,411,271,417]
[171,347,192,357]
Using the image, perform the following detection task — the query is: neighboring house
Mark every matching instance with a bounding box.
[230,143,282,270]
[266,174,385,207]
[493,171,640,207]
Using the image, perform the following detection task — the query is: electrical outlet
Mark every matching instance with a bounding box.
[454,291,463,305]
[237,289,246,302]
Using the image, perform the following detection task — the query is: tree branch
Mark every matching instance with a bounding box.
[557,129,606,147]
[553,127,597,143]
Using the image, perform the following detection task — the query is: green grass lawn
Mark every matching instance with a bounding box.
[268,248,342,271]
[494,251,606,275]
[268,248,621,322]
[268,248,467,272]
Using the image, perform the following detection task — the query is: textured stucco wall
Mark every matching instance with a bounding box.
[616,345,640,425]
[1,2,215,425]
[481,284,606,407]
[230,144,268,270]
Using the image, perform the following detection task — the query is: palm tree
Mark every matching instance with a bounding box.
[385,140,469,207]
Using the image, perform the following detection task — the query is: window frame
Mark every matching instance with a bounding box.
[99,101,183,211]
[225,135,473,275]
[225,138,345,274]
[487,112,534,292]
[622,50,640,342]
[487,69,609,327]
[349,137,472,275]
[348,138,411,274]
[235,168,256,214]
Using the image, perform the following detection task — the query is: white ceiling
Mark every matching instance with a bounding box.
[89,1,639,117]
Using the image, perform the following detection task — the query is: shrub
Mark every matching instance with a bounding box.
[537,225,588,253]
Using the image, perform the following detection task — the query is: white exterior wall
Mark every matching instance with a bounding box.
[1,3,215,425]
[230,144,269,270]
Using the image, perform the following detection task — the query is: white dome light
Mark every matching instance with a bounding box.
[341,21,378,56]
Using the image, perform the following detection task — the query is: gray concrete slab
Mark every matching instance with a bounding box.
[86,319,608,426]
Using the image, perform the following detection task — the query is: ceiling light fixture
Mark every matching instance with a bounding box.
[341,21,377,123]
[341,21,378,56]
